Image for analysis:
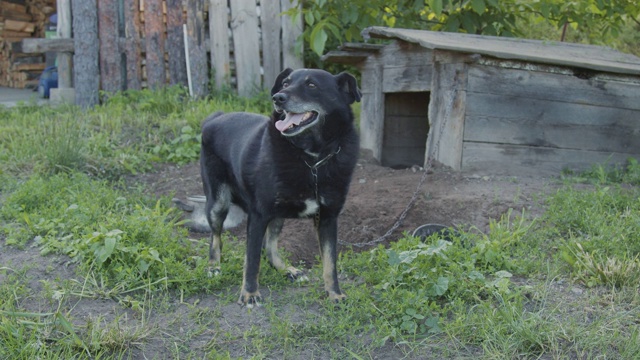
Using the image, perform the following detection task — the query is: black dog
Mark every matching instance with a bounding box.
[200,68,361,306]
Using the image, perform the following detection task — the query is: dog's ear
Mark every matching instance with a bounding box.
[271,68,294,96]
[335,72,362,104]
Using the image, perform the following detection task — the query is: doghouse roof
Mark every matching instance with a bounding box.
[326,27,640,76]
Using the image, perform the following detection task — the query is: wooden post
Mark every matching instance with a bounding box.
[72,0,100,108]
[280,0,304,70]
[144,0,166,89]
[186,0,208,97]
[260,1,281,89]
[360,59,384,160]
[98,1,122,93]
[209,0,230,90]
[230,0,261,97]
[122,0,142,90]
[426,50,468,170]
[166,0,187,86]
[56,0,72,88]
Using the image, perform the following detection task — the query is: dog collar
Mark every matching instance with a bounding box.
[304,146,341,170]
[304,146,341,221]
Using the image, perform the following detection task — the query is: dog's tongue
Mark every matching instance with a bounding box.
[275,112,306,132]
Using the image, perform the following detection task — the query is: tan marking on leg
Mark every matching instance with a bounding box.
[239,253,262,307]
[322,242,346,302]
[208,233,222,277]
[265,219,307,281]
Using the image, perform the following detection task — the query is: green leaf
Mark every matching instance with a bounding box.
[310,27,328,56]
[399,249,420,264]
[304,11,315,26]
[494,270,513,278]
[430,276,449,296]
[387,249,400,266]
[430,0,443,15]
[96,236,116,264]
[470,0,486,14]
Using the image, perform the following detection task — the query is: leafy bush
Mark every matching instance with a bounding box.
[288,0,640,68]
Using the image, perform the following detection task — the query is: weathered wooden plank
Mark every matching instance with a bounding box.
[98,0,122,92]
[426,52,468,170]
[122,0,142,90]
[464,92,640,154]
[380,41,433,66]
[166,0,187,86]
[462,142,639,175]
[56,0,72,88]
[468,64,640,111]
[382,65,433,93]
[280,0,303,69]
[209,0,230,90]
[366,42,434,92]
[73,0,100,107]
[186,0,208,97]
[365,27,640,76]
[20,38,74,53]
[144,0,166,89]
[230,0,261,96]
[321,51,370,65]
[360,58,385,160]
[260,1,281,89]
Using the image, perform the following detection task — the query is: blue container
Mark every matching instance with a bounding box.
[38,66,58,98]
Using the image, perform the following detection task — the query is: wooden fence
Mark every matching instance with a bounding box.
[47,0,304,107]
[99,0,302,97]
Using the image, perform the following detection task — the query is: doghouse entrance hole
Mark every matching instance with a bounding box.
[381,92,430,169]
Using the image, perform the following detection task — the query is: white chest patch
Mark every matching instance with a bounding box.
[299,199,319,217]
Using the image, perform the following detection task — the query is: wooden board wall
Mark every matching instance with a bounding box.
[463,62,640,173]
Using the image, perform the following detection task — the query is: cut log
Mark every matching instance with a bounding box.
[4,19,35,33]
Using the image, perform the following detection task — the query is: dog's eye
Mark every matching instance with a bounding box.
[282,81,289,88]
[307,82,316,89]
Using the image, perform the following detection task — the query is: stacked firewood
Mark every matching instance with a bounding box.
[0,0,55,88]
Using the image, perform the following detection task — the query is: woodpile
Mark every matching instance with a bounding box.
[0,0,56,88]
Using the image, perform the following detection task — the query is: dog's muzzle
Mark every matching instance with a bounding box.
[272,92,320,136]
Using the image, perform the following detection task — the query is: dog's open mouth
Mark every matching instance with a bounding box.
[275,111,319,135]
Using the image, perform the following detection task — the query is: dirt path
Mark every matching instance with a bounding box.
[140,151,554,266]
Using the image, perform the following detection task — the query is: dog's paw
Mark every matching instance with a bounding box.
[238,292,263,309]
[286,268,309,283]
[207,266,221,278]
[327,291,346,303]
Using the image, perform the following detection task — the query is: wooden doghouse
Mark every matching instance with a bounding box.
[323,27,640,174]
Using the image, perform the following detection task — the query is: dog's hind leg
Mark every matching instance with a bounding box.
[316,215,346,302]
[203,184,231,277]
[264,218,307,282]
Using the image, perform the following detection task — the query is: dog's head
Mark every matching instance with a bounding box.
[270,68,361,137]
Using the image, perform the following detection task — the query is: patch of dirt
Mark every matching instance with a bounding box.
[136,150,554,267]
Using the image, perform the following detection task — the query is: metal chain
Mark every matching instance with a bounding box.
[339,77,459,248]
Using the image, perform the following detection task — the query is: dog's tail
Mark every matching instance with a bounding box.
[201,111,225,130]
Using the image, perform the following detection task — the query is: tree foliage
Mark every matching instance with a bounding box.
[287,0,640,66]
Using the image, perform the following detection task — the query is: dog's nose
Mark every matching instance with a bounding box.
[272,93,288,105]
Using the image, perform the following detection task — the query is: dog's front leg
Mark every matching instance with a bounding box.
[264,218,307,281]
[316,215,345,302]
[239,213,268,307]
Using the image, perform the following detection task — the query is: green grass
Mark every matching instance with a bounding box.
[1,88,640,358]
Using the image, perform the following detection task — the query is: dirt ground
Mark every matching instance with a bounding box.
[140,150,554,267]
